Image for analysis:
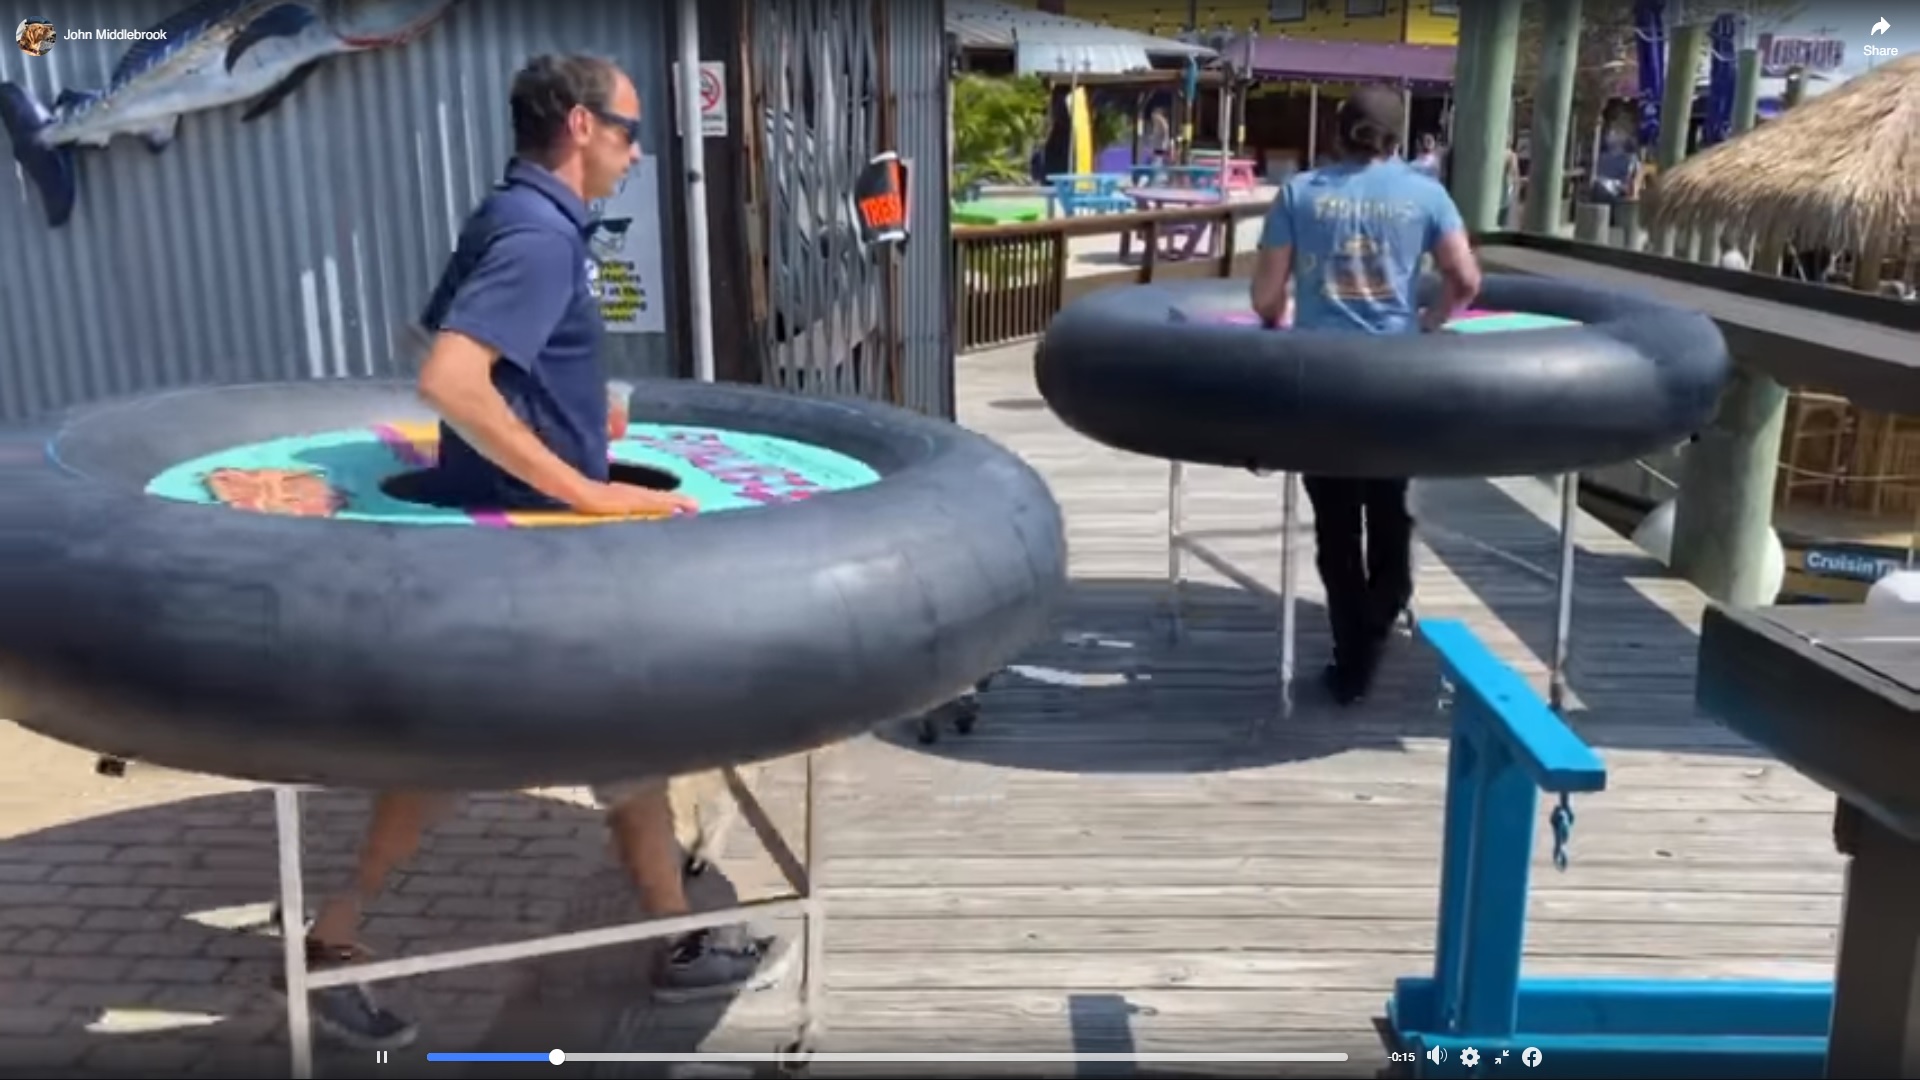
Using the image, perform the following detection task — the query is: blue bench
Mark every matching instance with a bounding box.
[1388,619,1834,1078]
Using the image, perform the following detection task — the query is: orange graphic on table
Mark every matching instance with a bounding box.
[203,468,345,518]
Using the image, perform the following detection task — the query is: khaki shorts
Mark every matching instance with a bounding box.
[589,776,669,809]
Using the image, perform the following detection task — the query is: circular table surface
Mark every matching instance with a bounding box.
[144,421,882,526]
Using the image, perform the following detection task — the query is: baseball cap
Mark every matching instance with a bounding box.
[1337,84,1404,150]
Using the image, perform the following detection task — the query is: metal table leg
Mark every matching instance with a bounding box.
[273,754,827,1078]
[1277,471,1300,726]
[1549,473,1578,712]
[1167,461,1186,640]
[276,787,315,1079]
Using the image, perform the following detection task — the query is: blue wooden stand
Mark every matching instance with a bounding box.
[1385,620,1834,1078]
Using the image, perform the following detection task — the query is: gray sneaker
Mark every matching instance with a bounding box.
[272,940,419,1051]
[652,925,794,1003]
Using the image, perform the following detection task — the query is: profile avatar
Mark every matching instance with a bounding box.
[15,18,55,56]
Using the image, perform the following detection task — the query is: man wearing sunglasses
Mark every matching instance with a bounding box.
[279,54,787,1051]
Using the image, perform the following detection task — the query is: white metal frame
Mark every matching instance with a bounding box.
[272,759,825,1078]
[1165,464,1581,718]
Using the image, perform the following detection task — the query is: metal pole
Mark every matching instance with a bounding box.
[1167,462,1185,639]
[275,787,314,1080]
[1549,473,1577,711]
[796,750,824,1058]
[1279,471,1300,722]
[676,0,717,382]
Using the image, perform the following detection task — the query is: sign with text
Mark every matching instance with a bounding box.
[850,151,910,250]
[671,61,728,137]
[586,158,667,334]
[1755,33,1847,77]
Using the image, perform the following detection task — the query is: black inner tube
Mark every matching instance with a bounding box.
[1034,273,1731,479]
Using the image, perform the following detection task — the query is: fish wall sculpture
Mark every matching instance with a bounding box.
[1,0,457,228]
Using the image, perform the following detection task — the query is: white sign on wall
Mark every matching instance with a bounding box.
[586,157,667,335]
[671,61,728,137]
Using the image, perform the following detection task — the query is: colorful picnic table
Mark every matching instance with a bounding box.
[1121,187,1225,260]
[1045,173,1132,216]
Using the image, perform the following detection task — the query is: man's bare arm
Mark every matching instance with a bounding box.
[1251,245,1294,328]
[1421,228,1483,332]
[416,330,604,509]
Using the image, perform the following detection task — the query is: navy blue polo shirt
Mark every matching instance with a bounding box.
[417,158,607,510]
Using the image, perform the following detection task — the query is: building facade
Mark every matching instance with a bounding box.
[1007,0,1459,46]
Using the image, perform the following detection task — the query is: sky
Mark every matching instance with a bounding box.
[1761,1,1915,94]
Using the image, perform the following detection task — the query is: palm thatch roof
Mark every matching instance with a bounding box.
[1646,54,1920,253]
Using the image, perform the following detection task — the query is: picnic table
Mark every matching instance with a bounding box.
[1119,187,1225,261]
[1126,163,1221,190]
[1044,172,1131,216]
[951,200,1045,227]
[1183,152,1260,192]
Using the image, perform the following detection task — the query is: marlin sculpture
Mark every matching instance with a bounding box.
[1,0,456,228]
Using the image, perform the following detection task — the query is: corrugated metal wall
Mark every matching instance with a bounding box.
[0,1,677,423]
[884,0,955,420]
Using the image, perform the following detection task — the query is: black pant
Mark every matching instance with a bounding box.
[1302,476,1414,671]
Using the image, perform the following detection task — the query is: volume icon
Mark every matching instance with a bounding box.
[1426,1046,1448,1064]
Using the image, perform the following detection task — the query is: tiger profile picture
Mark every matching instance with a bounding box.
[15,18,56,56]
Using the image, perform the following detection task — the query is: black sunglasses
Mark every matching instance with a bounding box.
[586,105,641,146]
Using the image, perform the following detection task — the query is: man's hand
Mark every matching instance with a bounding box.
[574,482,699,519]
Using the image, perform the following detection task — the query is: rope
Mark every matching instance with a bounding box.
[1627,459,1920,489]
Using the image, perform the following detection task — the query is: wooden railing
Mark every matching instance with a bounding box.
[952,201,1275,353]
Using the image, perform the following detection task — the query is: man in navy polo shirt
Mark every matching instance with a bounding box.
[283,54,788,1051]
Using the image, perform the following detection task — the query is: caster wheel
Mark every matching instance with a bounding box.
[268,904,314,935]
[94,755,128,778]
[915,716,939,745]
[953,699,979,735]
[777,1038,814,1077]
[683,854,711,877]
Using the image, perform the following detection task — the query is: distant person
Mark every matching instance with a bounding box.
[1590,133,1641,205]
[1145,106,1172,163]
[1248,83,1483,705]
[1409,132,1442,180]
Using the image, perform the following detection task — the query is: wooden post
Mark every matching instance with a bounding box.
[1307,83,1319,166]
[1650,20,1708,255]
[1618,201,1644,251]
[1670,363,1791,606]
[1732,47,1761,135]
[1574,202,1609,243]
[1523,0,1581,237]
[1667,62,1812,607]
[1449,0,1523,233]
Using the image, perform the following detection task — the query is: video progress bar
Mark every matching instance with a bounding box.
[427,1052,1352,1064]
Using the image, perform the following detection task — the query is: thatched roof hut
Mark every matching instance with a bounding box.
[1646,54,1920,254]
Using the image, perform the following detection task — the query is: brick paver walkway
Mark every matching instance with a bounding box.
[0,721,745,1078]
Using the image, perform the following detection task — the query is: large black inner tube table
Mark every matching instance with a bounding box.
[1037,273,1730,726]
[0,378,1068,1077]
[1697,603,1920,1079]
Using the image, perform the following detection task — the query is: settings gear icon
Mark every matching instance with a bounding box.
[1460,1047,1481,1068]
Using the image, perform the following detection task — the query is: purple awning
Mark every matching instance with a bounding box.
[1238,36,1456,85]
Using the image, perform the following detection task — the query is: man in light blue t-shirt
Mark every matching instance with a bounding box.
[1248,83,1483,706]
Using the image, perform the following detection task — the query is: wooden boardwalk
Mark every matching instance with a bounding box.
[487,342,1848,1076]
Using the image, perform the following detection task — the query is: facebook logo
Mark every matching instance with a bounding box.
[1522,1047,1543,1068]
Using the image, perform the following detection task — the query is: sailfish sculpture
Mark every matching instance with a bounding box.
[1,0,457,228]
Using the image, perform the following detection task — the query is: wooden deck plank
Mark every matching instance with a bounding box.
[503,341,1845,1073]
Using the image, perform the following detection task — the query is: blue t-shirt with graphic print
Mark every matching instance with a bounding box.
[1259,159,1464,336]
